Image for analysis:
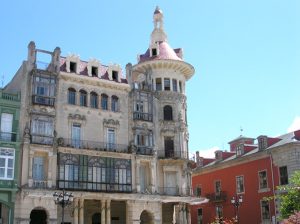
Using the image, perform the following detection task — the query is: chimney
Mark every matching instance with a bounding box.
[294,130,300,141]
[196,151,203,167]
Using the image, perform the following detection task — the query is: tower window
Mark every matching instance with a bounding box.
[70,62,77,73]
[152,48,157,56]
[112,71,118,81]
[163,105,173,120]
[156,78,162,91]
[172,79,178,92]
[91,66,98,77]
[164,78,170,91]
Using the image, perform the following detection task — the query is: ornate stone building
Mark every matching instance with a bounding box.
[4,7,203,224]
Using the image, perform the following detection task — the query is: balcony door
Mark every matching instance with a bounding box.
[165,172,177,195]
[33,157,45,187]
[72,124,81,148]
[0,113,13,141]
[107,129,115,150]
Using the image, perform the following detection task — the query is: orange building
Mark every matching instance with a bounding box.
[191,130,300,224]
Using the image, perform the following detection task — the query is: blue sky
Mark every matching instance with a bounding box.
[1,0,300,158]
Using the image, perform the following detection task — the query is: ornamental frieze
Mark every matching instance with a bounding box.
[103,118,120,127]
[68,113,86,121]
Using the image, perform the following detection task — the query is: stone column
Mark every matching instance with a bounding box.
[150,160,156,193]
[136,160,140,192]
[79,199,84,224]
[73,198,79,224]
[106,199,111,224]
[101,200,106,224]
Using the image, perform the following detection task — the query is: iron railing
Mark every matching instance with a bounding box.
[0,92,20,101]
[31,134,53,145]
[157,150,188,159]
[206,191,227,203]
[136,146,154,156]
[0,132,17,142]
[133,112,153,122]
[157,187,193,196]
[57,137,129,153]
[32,95,55,106]
[57,180,132,193]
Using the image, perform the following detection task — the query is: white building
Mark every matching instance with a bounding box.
[5,7,203,224]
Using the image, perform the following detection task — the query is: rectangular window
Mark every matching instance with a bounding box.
[90,94,98,108]
[164,78,170,91]
[259,170,268,189]
[33,157,44,181]
[112,71,118,81]
[236,176,244,193]
[152,48,157,56]
[172,79,178,92]
[0,113,13,141]
[80,92,87,107]
[32,75,56,106]
[0,148,14,180]
[91,66,98,77]
[72,123,81,148]
[107,128,116,150]
[197,208,203,224]
[68,90,76,105]
[261,201,270,221]
[164,137,174,158]
[215,180,221,195]
[165,171,177,195]
[179,81,182,93]
[70,62,77,73]
[31,117,54,144]
[195,186,202,197]
[156,78,162,91]
[215,205,223,218]
[279,166,288,185]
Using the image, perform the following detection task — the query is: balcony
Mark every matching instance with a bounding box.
[0,132,17,142]
[206,191,227,203]
[31,134,53,145]
[0,91,20,102]
[57,138,129,153]
[57,180,132,193]
[133,112,153,122]
[136,146,154,156]
[32,95,55,106]
[157,187,193,196]
[157,150,188,159]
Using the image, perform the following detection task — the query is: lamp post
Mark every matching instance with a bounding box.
[53,190,73,224]
[231,195,243,223]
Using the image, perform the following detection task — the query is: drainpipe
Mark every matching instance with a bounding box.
[268,151,277,224]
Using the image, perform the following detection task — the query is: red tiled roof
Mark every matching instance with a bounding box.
[138,41,183,63]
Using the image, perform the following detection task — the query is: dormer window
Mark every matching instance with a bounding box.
[215,151,222,160]
[91,66,98,77]
[258,136,267,150]
[112,70,118,82]
[152,48,157,56]
[70,62,77,73]
[236,145,243,156]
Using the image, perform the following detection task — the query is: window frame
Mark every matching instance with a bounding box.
[258,170,268,190]
[90,92,98,109]
[279,166,288,185]
[197,208,203,224]
[0,148,15,180]
[101,94,108,110]
[68,88,76,105]
[79,90,87,107]
[260,200,271,221]
[236,175,245,194]
[164,78,171,91]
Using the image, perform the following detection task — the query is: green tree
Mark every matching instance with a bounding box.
[278,171,300,219]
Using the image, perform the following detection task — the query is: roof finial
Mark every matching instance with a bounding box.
[240,126,244,136]
[151,6,167,44]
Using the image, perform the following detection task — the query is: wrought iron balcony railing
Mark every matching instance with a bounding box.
[0,132,17,142]
[206,191,227,203]
[31,134,53,145]
[157,187,193,196]
[57,137,129,153]
[133,112,153,122]
[57,180,132,193]
[32,95,55,106]
[136,146,154,156]
[157,150,188,159]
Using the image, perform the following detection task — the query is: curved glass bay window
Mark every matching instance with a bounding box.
[133,91,153,122]
[32,74,56,106]
[58,153,132,192]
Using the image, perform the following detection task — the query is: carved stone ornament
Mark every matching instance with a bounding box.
[103,119,120,127]
[68,113,86,121]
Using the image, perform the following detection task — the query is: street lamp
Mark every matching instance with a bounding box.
[53,190,74,224]
[231,195,243,223]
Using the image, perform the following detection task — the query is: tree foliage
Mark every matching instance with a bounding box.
[278,171,300,219]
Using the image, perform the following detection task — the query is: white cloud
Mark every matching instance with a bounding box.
[287,116,300,132]
[195,146,220,158]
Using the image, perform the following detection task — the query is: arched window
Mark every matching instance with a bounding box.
[111,96,119,112]
[68,88,76,105]
[79,90,87,107]
[101,94,108,110]
[163,105,173,120]
[90,92,98,109]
